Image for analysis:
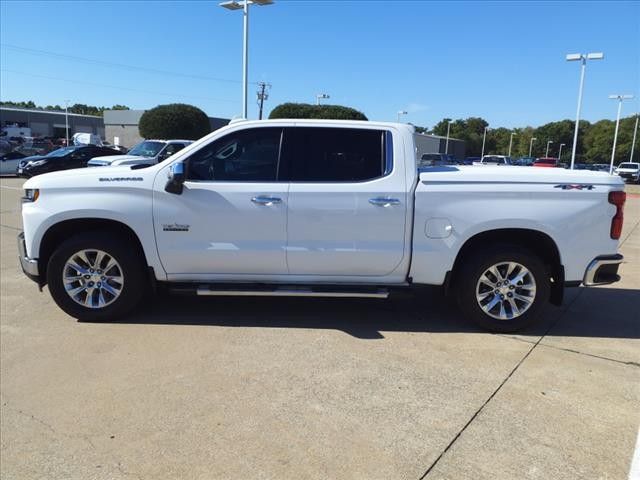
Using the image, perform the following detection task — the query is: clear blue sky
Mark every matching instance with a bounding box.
[1,0,638,128]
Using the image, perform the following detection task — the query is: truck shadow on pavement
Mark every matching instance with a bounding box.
[112,286,640,340]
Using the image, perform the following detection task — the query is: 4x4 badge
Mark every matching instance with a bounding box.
[554,184,595,190]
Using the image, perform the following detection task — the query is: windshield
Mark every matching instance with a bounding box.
[46,147,78,158]
[128,141,165,157]
[482,156,505,163]
[618,163,639,170]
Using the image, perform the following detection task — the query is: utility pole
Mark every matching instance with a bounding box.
[256,82,271,120]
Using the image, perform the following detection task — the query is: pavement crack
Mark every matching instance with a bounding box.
[620,216,640,247]
[0,223,21,231]
[418,291,584,479]
[537,343,639,367]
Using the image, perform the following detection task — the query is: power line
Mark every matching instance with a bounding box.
[0,69,237,103]
[0,43,257,85]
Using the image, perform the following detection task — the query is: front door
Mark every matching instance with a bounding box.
[283,127,408,277]
[153,127,289,277]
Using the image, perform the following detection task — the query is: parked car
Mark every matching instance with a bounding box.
[87,139,192,168]
[533,157,558,168]
[514,157,535,166]
[18,120,626,333]
[614,162,640,183]
[418,153,456,167]
[18,145,120,178]
[477,155,512,165]
[591,163,610,172]
[462,157,480,165]
[0,150,27,176]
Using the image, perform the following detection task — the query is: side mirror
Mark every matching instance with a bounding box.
[165,162,185,194]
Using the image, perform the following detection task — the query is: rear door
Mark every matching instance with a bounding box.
[283,126,407,277]
[69,147,97,168]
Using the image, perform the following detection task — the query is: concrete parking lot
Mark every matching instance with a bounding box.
[1,177,639,479]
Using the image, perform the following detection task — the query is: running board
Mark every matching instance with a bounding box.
[194,285,389,299]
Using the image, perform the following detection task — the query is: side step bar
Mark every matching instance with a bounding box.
[194,285,389,299]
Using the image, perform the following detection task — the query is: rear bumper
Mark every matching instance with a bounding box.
[583,254,623,286]
[18,232,40,283]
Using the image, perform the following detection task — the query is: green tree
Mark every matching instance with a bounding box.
[139,103,211,140]
[432,117,489,156]
[269,103,367,121]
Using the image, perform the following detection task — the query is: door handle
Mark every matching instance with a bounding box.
[251,196,282,206]
[369,197,401,207]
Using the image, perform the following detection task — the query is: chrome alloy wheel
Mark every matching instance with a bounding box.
[475,262,537,320]
[62,249,124,309]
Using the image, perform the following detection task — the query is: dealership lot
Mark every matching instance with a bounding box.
[1,177,638,479]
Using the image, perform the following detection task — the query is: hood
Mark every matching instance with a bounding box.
[419,165,624,186]
[23,164,159,191]
[89,154,143,164]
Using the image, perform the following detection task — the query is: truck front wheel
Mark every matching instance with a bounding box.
[46,231,146,321]
[455,245,550,332]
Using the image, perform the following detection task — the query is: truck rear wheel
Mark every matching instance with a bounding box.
[455,245,550,332]
[46,231,146,321]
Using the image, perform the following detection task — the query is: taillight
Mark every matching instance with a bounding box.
[608,191,626,240]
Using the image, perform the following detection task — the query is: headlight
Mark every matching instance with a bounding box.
[23,189,40,203]
[29,159,48,166]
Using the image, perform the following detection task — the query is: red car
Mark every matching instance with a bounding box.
[533,157,558,168]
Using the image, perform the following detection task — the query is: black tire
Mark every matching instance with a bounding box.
[455,245,550,333]
[46,231,146,321]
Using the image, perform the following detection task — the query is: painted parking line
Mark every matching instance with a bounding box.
[630,427,640,480]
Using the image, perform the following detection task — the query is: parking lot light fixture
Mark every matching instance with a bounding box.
[508,131,516,157]
[608,94,634,174]
[558,143,566,162]
[529,137,537,157]
[630,114,639,162]
[481,126,490,159]
[397,110,408,122]
[219,0,274,119]
[566,52,604,170]
[316,93,330,105]
[546,140,553,157]
[64,99,70,145]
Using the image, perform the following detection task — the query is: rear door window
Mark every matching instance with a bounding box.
[283,127,385,182]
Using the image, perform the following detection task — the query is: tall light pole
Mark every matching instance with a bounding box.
[608,94,634,174]
[64,99,70,145]
[480,126,490,159]
[445,120,453,155]
[566,52,604,169]
[558,143,566,162]
[397,110,407,122]
[508,131,516,157]
[316,93,330,105]
[219,0,274,119]
[630,114,639,162]
[546,140,553,157]
[529,137,537,157]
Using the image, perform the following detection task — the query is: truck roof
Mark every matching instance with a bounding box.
[223,118,415,131]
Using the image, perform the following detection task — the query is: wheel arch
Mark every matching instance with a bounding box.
[38,218,149,287]
[447,228,565,305]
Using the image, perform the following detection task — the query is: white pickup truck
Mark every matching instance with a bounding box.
[18,120,626,332]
